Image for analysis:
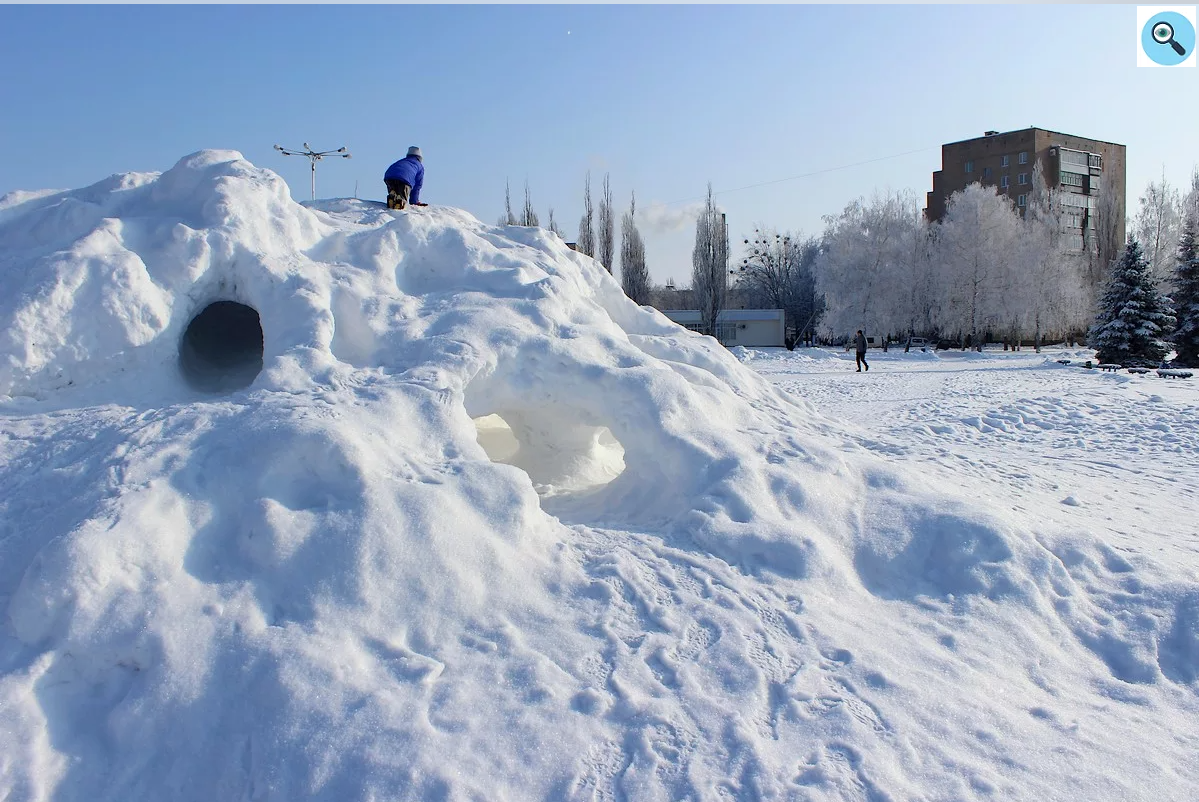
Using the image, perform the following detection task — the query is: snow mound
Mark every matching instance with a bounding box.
[2,152,1196,800]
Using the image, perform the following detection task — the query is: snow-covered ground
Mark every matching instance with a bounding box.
[1,151,1197,801]
[742,345,1199,566]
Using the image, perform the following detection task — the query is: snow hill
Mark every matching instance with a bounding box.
[1,151,1196,801]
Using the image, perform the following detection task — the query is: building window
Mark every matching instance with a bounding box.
[1060,172,1084,188]
[983,167,992,179]
[1001,175,1010,188]
[1019,152,1028,164]
[1088,154,1103,169]
[1060,150,1089,167]
[1018,173,1029,185]
[1002,155,1010,167]
[965,160,974,173]
[1017,194,1027,207]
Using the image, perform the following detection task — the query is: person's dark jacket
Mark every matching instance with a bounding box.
[384,156,424,203]
[855,332,868,355]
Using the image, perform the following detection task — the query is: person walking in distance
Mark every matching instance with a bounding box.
[855,329,869,372]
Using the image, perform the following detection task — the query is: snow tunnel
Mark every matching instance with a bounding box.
[473,411,626,497]
[178,301,264,393]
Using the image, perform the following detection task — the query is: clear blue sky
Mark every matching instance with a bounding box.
[2,4,1196,286]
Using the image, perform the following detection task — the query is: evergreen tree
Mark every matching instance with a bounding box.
[1088,239,1175,366]
[620,192,651,305]
[577,173,594,257]
[597,173,615,273]
[1172,215,1199,366]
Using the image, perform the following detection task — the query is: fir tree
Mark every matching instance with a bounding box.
[1172,215,1199,367]
[1088,239,1175,367]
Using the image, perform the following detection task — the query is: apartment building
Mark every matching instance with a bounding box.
[925,127,1127,254]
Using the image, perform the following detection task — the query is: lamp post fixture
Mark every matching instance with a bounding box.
[273,142,352,202]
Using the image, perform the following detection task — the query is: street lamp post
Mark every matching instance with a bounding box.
[273,142,352,202]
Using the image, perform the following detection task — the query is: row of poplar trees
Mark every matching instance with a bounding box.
[501,175,652,307]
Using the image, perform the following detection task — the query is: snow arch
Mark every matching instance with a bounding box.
[472,410,626,497]
[178,300,264,393]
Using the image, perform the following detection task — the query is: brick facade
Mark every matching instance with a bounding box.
[925,127,1126,255]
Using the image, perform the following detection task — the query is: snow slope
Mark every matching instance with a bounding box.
[1,151,1196,801]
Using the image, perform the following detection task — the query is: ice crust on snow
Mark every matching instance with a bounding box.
[1,151,1197,800]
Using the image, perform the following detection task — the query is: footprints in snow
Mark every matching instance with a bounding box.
[569,528,895,796]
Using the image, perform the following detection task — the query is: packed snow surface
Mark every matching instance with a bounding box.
[1,151,1197,800]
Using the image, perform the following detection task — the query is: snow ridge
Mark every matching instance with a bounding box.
[1,151,1196,801]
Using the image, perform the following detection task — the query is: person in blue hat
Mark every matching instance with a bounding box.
[384,146,427,210]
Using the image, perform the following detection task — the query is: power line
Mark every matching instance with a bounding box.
[666,145,940,206]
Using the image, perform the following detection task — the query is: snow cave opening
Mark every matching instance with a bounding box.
[472,412,626,497]
[178,301,264,393]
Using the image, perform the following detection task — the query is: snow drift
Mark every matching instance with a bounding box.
[1,151,1196,801]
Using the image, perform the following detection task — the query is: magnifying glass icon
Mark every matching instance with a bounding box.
[1152,21,1187,56]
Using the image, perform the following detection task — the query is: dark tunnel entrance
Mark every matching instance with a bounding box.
[179,301,264,393]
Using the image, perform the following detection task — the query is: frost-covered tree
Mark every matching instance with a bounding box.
[1021,161,1089,349]
[620,192,651,305]
[1133,173,1183,284]
[597,174,615,274]
[897,210,935,340]
[734,228,821,341]
[1091,176,1126,298]
[1172,215,1199,366]
[1184,167,1199,228]
[691,184,728,338]
[1088,239,1175,366]
[520,182,539,227]
[932,183,1023,349]
[577,173,594,257]
[816,190,927,341]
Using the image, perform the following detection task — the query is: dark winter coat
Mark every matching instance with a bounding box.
[855,332,867,355]
[383,156,424,203]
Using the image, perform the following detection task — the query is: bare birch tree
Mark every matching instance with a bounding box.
[1133,171,1183,284]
